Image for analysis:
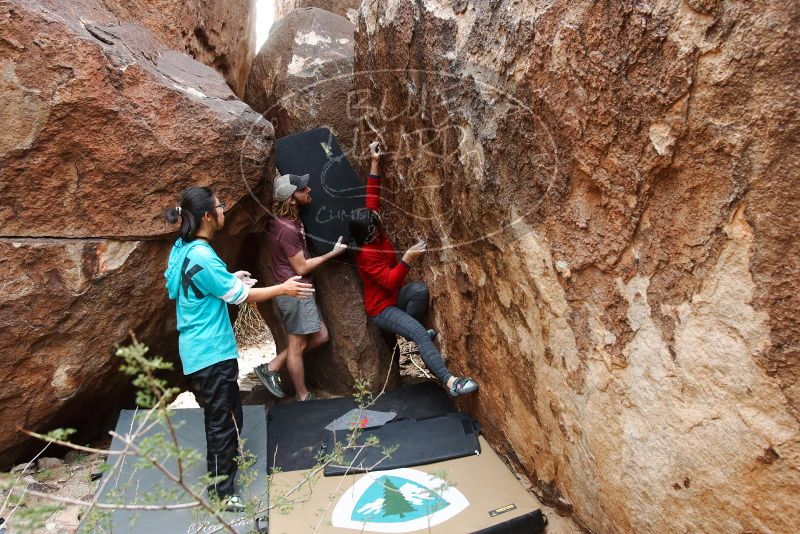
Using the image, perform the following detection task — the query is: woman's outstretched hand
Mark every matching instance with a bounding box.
[402,240,427,264]
[281,276,315,298]
[234,270,257,287]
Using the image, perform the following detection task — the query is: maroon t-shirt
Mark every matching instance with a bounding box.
[267,217,313,285]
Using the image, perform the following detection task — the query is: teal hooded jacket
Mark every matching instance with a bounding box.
[164,238,248,374]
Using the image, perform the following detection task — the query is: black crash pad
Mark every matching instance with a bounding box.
[324,412,482,476]
[275,128,365,257]
[79,406,268,533]
[267,382,457,473]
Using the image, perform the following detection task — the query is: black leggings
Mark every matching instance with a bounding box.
[191,358,243,499]
[372,282,453,383]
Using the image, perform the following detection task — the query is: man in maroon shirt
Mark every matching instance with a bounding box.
[255,173,347,401]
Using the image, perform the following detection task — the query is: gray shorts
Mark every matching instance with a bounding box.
[275,295,321,335]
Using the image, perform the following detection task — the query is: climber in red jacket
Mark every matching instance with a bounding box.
[348,141,478,397]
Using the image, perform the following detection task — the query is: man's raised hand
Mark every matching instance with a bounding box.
[330,236,348,257]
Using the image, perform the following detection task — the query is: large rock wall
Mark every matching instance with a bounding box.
[355,0,799,531]
[1,0,271,238]
[0,0,272,466]
[0,238,176,458]
[274,0,360,22]
[244,7,357,154]
[97,0,256,96]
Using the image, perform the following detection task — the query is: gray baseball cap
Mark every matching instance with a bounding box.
[273,173,310,201]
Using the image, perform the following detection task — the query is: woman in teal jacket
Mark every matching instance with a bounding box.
[164,186,312,511]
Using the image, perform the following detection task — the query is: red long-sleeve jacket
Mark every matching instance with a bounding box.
[355,174,411,317]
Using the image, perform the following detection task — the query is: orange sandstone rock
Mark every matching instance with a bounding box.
[354,0,800,531]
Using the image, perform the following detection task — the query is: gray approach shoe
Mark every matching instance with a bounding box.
[255,364,285,398]
[448,377,478,397]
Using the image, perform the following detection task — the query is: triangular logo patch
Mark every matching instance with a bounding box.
[331,468,469,532]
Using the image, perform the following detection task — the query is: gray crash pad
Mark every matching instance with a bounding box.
[78,406,268,533]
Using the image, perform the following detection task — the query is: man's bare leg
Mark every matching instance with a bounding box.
[267,347,288,373]
[286,333,310,400]
[267,320,327,373]
[306,320,329,351]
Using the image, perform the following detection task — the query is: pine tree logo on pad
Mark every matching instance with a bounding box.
[331,468,469,532]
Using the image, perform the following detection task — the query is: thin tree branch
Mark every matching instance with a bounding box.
[83,406,145,524]
[108,431,236,534]
[410,353,433,379]
[19,430,125,456]
[161,409,184,482]
[11,488,200,511]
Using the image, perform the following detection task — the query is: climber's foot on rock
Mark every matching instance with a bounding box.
[448,377,478,397]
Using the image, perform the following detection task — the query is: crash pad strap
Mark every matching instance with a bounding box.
[470,509,548,533]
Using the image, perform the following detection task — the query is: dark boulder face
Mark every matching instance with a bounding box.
[355,0,800,532]
[0,0,273,467]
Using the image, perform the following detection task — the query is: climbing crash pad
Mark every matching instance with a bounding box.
[268,437,547,534]
[267,382,457,473]
[78,406,268,533]
[275,127,365,257]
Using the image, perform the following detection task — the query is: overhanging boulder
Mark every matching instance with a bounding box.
[0,0,273,467]
[244,7,357,155]
[0,0,272,238]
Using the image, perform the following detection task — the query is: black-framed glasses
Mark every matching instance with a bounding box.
[214,203,226,211]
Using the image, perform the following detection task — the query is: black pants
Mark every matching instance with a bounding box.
[372,282,453,384]
[191,358,243,499]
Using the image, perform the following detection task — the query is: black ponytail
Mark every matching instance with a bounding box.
[164,186,216,242]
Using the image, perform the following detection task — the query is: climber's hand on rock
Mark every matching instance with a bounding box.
[402,240,427,263]
[281,276,315,298]
[369,141,382,160]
